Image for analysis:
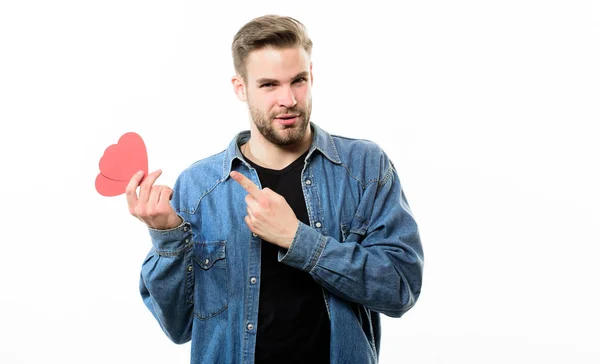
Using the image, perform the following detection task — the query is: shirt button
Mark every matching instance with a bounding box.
[305,179,312,185]
[183,226,189,232]
[315,222,322,228]
[204,258,210,265]
[187,265,193,272]
[184,237,190,243]
[252,233,257,237]
[250,277,257,284]
[247,323,254,331]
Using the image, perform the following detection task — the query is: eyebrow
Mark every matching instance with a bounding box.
[255,71,309,85]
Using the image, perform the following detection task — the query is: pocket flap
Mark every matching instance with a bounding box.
[341,214,368,241]
[194,241,226,270]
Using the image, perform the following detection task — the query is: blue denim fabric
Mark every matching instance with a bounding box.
[139,122,424,363]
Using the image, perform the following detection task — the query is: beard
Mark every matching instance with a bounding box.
[248,99,312,146]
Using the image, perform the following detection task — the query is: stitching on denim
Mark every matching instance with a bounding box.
[324,133,342,163]
[307,166,327,236]
[186,254,194,304]
[193,305,228,321]
[354,213,369,226]
[365,179,379,188]
[378,163,394,191]
[187,177,225,214]
[148,220,188,234]
[321,288,331,319]
[192,240,228,321]
[192,245,226,269]
[242,232,255,357]
[339,162,369,189]
[284,226,301,265]
[153,240,192,257]
[364,306,378,361]
[222,147,228,178]
[307,234,327,272]
[350,213,369,236]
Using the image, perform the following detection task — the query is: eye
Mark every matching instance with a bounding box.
[260,83,274,88]
[293,77,307,83]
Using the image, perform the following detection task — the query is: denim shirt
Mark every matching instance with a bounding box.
[139,122,424,364]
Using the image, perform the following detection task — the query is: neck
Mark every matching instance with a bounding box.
[243,125,312,170]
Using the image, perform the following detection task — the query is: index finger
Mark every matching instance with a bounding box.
[230,171,262,198]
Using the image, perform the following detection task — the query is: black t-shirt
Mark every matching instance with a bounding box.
[244,149,330,364]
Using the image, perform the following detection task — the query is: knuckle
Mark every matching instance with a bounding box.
[134,206,144,217]
[146,206,156,216]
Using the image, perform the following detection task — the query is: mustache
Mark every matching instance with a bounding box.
[271,108,305,118]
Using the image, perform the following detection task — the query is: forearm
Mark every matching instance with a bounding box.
[278,221,423,317]
[139,218,194,344]
[279,160,424,318]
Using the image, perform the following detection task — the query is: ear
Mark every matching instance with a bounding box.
[231,75,248,102]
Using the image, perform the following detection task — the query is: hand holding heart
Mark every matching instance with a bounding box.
[95,132,149,197]
[126,169,183,230]
[230,171,299,249]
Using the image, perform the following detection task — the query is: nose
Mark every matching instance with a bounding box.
[277,85,297,109]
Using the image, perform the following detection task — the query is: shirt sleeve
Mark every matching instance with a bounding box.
[139,177,195,344]
[278,155,424,318]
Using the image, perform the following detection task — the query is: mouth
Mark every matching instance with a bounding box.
[276,113,300,119]
[275,114,300,126]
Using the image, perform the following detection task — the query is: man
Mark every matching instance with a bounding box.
[127,14,423,364]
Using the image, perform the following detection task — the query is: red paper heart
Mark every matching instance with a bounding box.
[95,174,130,197]
[95,132,148,197]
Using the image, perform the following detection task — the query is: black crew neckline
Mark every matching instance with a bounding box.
[244,149,309,176]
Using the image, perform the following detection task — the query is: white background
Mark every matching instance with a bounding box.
[1,1,599,363]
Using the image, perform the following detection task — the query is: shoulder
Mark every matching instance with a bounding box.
[329,134,393,185]
[171,150,228,213]
[331,134,386,158]
[182,150,226,180]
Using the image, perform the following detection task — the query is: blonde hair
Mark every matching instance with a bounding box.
[231,14,313,82]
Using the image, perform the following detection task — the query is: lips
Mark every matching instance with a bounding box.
[276,115,298,126]
[276,114,299,119]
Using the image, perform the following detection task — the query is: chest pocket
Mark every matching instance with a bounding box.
[192,241,228,320]
[340,214,369,244]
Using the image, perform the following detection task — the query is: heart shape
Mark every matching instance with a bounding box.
[95,132,148,197]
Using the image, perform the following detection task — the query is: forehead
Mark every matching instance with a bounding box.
[245,46,310,81]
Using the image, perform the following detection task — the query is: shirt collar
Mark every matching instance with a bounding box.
[222,122,341,179]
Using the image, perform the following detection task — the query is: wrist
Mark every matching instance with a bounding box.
[150,214,183,230]
[282,220,300,249]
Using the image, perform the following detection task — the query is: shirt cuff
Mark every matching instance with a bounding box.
[277,221,327,272]
[147,216,192,255]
